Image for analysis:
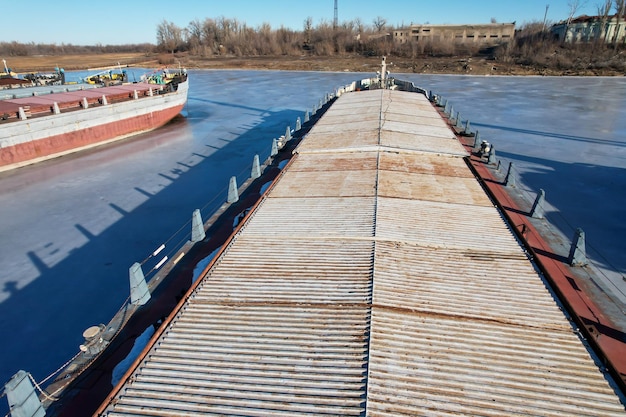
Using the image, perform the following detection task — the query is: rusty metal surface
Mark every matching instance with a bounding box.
[98,88,625,416]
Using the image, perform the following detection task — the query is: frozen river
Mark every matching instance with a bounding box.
[1,69,625,412]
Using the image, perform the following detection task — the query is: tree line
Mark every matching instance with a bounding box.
[1,12,623,74]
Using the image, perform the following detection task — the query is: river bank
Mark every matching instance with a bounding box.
[5,52,625,76]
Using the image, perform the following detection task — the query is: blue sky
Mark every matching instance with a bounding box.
[3,0,602,45]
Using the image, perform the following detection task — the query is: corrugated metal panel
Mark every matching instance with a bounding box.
[194,237,373,304]
[366,309,625,417]
[376,197,521,252]
[378,170,493,206]
[378,152,473,177]
[296,129,380,152]
[269,169,377,198]
[98,88,625,416]
[372,241,567,329]
[240,197,376,238]
[112,304,370,416]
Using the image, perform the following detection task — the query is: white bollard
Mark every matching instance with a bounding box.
[129,262,151,305]
[4,370,45,417]
[191,209,205,242]
[251,154,261,179]
[227,176,239,203]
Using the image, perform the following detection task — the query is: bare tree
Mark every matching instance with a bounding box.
[563,0,587,41]
[373,16,387,32]
[156,20,183,53]
[596,0,613,43]
[613,0,626,48]
[303,17,313,47]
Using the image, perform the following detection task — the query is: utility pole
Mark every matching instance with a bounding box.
[334,0,338,30]
[543,4,550,31]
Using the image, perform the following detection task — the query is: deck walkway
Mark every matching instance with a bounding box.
[94,88,626,416]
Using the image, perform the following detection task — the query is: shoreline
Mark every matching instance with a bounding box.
[4,53,625,77]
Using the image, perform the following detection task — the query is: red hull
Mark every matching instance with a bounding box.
[1,103,184,169]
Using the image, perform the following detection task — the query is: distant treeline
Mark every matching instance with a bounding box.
[1,17,623,73]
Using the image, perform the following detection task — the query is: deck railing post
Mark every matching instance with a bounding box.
[53,102,60,114]
[251,154,261,179]
[129,262,151,306]
[464,119,471,135]
[455,112,463,128]
[227,176,239,203]
[295,117,301,131]
[4,370,45,417]
[271,138,279,156]
[285,126,292,141]
[530,189,546,219]
[473,131,481,150]
[487,146,497,165]
[504,162,516,187]
[304,110,310,123]
[568,228,588,266]
[191,209,206,242]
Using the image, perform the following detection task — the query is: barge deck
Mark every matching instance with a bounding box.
[88,86,626,415]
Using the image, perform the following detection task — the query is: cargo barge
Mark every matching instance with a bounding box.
[0,70,188,172]
[4,61,625,416]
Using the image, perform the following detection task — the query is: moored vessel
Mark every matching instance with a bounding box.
[0,68,188,172]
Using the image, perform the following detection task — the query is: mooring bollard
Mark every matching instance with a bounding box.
[191,209,206,242]
[530,189,545,219]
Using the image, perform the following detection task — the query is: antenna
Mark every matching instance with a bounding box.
[334,0,338,30]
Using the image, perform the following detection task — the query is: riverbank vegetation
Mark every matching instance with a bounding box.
[1,16,624,76]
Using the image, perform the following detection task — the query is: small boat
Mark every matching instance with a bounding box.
[0,59,32,89]
[141,67,187,85]
[0,67,189,171]
[83,68,128,85]
[22,67,66,86]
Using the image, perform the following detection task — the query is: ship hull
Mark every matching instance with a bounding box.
[0,80,188,171]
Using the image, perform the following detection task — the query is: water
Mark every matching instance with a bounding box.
[0,70,624,413]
